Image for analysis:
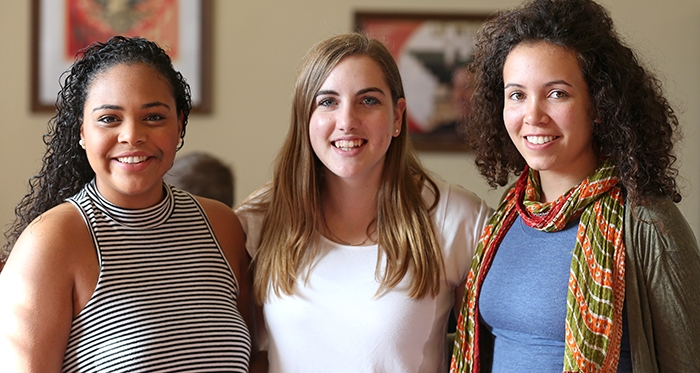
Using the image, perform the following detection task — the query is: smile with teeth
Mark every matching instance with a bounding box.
[526,135,556,145]
[333,139,365,151]
[117,156,149,164]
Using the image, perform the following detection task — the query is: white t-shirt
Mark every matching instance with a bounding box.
[236,179,492,373]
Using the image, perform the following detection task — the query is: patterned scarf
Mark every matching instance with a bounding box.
[451,161,626,373]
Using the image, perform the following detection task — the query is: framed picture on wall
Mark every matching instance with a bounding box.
[31,0,212,113]
[355,12,490,152]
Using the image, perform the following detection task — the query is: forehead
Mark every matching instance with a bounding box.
[85,63,174,102]
[504,41,584,80]
[322,54,388,87]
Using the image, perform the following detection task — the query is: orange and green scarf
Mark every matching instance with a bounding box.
[451,161,626,373]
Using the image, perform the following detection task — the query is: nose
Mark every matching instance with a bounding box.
[524,99,549,126]
[117,119,147,145]
[337,104,359,132]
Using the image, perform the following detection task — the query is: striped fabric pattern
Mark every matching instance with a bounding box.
[451,161,625,373]
[62,180,251,373]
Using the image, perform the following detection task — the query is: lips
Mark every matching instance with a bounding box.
[526,135,556,145]
[332,139,366,151]
[117,156,149,164]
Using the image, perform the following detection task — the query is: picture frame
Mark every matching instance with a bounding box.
[355,12,491,151]
[31,0,212,113]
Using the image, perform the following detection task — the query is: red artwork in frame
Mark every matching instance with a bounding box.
[65,0,180,59]
[31,0,212,113]
[355,12,491,152]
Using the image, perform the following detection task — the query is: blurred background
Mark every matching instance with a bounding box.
[1,0,698,243]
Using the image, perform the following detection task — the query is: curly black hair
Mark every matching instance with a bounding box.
[2,36,192,259]
[466,0,681,207]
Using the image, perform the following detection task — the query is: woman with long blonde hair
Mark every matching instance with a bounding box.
[236,33,491,372]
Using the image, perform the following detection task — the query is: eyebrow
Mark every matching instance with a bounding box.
[314,87,386,98]
[91,101,171,112]
[504,80,573,89]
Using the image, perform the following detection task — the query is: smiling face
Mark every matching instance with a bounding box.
[503,41,598,200]
[80,62,183,208]
[309,54,405,183]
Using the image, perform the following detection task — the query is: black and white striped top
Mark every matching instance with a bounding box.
[62,180,251,373]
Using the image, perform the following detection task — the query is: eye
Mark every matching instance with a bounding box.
[145,113,166,122]
[549,90,569,99]
[317,97,337,108]
[361,96,380,106]
[97,115,119,124]
[507,91,525,101]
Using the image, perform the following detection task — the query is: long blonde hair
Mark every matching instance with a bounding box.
[241,33,443,304]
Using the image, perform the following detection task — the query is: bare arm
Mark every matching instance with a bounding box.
[0,203,96,372]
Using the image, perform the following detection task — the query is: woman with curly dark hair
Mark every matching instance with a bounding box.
[0,36,260,372]
[450,0,700,372]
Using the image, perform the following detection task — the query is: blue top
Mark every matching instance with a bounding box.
[478,216,632,372]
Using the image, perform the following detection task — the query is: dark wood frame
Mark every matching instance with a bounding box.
[355,11,490,152]
[30,0,212,113]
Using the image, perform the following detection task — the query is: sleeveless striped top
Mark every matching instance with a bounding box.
[62,180,251,372]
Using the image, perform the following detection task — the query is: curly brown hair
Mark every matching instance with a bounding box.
[466,0,681,207]
[2,36,191,261]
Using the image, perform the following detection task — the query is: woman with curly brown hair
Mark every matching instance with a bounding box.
[450,0,700,372]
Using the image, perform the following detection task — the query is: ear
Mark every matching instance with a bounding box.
[178,113,185,137]
[393,98,406,137]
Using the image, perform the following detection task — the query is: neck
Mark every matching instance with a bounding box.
[320,174,380,245]
[95,178,166,209]
[538,161,599,203]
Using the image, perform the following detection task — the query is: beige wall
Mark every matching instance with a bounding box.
[1,0,699,242]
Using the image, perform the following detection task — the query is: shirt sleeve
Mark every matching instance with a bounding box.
[234,205,264,258]
[431,180,494,288]
[625,198,700,371]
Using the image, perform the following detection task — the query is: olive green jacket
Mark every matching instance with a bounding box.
[625,197,700,372]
